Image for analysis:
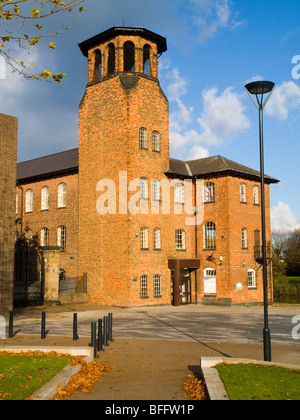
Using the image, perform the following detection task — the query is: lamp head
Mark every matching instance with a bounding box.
[245,81,275,95]
[245,80,275,109]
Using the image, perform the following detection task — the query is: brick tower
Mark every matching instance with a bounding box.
[78,27,169,306]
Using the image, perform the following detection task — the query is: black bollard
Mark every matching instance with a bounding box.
[103,316,108,347]
[73,313,78,341]
[108,313,113,342]
[41,312,46,340]
[91,322,97,358]
[8,311,13,338]
[97,319,103,352]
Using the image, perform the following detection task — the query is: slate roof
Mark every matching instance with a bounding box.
[79,26,167,57]
[167,155,279,184]
[17,148,78,182]
[17,149,279,184]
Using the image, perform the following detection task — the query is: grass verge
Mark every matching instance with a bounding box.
[215,363,300,400]
[0,351,74,400]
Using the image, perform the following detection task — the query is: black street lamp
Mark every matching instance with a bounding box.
[245,80,275,362]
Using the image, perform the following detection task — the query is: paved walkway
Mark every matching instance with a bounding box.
[2,304,300,400]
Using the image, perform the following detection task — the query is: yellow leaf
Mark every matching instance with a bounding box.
[48,42,56,49]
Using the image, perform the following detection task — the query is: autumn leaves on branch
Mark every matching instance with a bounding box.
[0,0,85,83]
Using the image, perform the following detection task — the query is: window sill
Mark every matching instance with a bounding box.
[57,206,66,210]
[176,249,186,252]
[153,248,161,251]
[248,287,257,290]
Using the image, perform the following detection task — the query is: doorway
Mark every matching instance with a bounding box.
[180,268,191,304]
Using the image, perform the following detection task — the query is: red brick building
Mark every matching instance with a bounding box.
[15,27,279,307]
[0,113,18,316]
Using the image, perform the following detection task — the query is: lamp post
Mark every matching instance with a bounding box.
[245,80,275,362]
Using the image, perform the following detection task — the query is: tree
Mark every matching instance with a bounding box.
[285,229,300,276]
[271,230,287,277]
[0,0,85,83]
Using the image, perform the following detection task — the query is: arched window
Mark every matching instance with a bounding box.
[107,43,115,75]
[140,275,149,298]
[175,229,185,250]
[247,269,256,288]
[57,225,66,251]
[153,228,161,250]
[253,185,259,205]
[240,183,246,203]
[124,41,135,72]
[58,183,66,208]
[25,189,33,213]
[241,228,248,249]
[204,182,215,203]
[143,45,151,76]
[140,227,149,249]
[140,178,148,200]
[40,227,49,247]
[152,131,160,152]
[41,186,49,211]
[93,49,102,80]
[153,274,161,297]
[204,222,216,250]
[139,127,147,149]
[174,183,184,204]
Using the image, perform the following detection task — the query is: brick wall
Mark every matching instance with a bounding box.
[0,113,18,317]
[16,172,79,280]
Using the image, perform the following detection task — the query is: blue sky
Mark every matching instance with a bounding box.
[1,0,300,232]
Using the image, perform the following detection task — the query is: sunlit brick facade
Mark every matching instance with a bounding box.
[15,27,279,308]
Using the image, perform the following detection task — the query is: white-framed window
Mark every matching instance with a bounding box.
[247,269,256,288]
[140,227,148,249]
[175,229,185,250]
[139,127,147,149]
[140,275,149,298]
[152,179,160,201]
[58,183,66,208]
[240,183,246,203]
[154,274,161,297]
[204,222,216,250]
[57,225,66,251]
[153,228,161,250]
[40,227,49,247]
[174,182,184,204]
[253,186,259,205]
[241,228,248,249]
[204,182,215,203]
[25,189,33,213]
[41,186,49,211]
[152,131,160,152]
[140,178,148,200]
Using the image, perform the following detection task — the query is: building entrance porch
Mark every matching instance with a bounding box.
[168,258,201,306]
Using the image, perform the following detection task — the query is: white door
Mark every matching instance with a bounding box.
[204,268,217,295]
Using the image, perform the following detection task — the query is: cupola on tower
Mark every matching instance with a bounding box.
[78,27,169,306]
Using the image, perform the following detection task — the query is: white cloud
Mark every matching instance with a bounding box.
[197,86,251,145]
[271,201,300,232]
[266,81,300,120]
[188,0,243,44]
[170,99,193,132]
[166,69,188,102]
[187,144,210,160]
